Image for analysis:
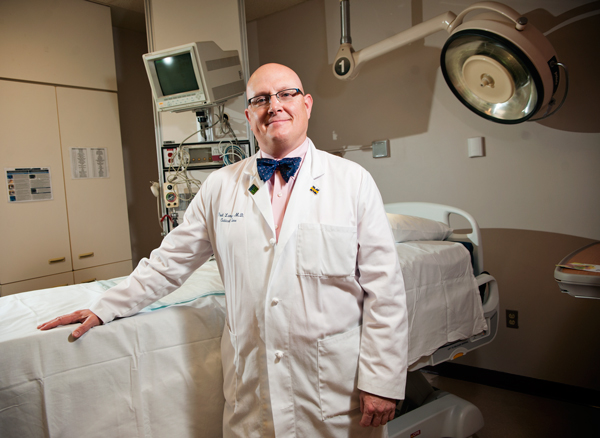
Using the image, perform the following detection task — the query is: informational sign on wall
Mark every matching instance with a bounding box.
[5,167,53,203]
[70,148,110,179]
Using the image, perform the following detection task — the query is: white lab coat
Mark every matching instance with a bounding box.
[91,139,408,438]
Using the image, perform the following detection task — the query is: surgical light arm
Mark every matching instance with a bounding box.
[332,1,526,81]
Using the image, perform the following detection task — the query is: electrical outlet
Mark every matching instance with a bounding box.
[506,309,519,329]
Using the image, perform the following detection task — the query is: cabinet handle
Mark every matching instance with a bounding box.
[79,252,95,259]
[53,284,69,288]
[81,278,96,283]
[49,257,66,264]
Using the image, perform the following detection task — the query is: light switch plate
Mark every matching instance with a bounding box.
[372,139,390,158]
[468,137,485,158]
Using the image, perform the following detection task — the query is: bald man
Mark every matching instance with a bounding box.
[39,63,408,437]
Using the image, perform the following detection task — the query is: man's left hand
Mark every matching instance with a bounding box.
[359,391,396,427]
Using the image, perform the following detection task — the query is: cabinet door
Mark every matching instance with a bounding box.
[0,80,73,284]
[0,272,75,297]
[56,88,132,270]
[0,0,117,91]
[73,260,133,285]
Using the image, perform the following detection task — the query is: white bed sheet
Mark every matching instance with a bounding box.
[0,261,226,438]
[395,241,487,365]
[0,243,486,437]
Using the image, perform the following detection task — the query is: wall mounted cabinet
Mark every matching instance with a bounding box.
[0,0,131,296]
[0,80,132,296]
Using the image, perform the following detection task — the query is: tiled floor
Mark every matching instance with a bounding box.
[422,372,600,438]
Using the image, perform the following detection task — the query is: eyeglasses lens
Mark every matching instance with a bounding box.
[249,89,301,108]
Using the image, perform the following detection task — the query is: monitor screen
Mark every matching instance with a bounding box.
[154,53,199,96]
[144,41,244,112]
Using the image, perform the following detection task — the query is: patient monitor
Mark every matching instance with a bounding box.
[143,41,245,113]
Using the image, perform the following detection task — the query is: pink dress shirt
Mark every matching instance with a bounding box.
[260,137,309,241]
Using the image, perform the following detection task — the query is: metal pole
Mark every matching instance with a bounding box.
[340,0,352,44]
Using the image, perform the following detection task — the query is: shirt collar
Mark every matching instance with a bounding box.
[260,137,310,160]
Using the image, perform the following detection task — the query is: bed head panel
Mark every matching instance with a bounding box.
[384,202,484,275]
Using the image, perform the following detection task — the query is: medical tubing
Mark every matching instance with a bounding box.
[215,105,247,166]
[165,128,204,204]
[154,184,164,230]
[220,140,247,165]
[166,110,225,197]
[164,108,246,214]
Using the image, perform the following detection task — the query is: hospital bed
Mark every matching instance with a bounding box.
[0,202,498,438]
[384,202,499,438]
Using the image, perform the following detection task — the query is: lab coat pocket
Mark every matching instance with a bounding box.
[221,322,238,412]
[317,325,361,419]
[297,224,357,277]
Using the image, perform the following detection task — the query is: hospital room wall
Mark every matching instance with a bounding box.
[111,26,164,265]
[247,0,600,391]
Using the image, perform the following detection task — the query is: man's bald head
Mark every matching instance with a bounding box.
[246,63,305,95]
[244,64,313,158]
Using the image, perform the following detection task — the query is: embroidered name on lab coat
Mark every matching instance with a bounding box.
[219,212,244,223]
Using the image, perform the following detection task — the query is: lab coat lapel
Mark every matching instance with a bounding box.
[275,141,324,256]
[244,157,275,234]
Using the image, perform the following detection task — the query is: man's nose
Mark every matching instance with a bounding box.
[268,95,283,112]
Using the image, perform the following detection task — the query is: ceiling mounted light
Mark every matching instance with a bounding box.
[333,1,568,124]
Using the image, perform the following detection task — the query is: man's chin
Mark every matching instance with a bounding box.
[265,126,291,141]
[266,122,290,133]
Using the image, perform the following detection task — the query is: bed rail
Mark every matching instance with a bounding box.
[384,202,484,276]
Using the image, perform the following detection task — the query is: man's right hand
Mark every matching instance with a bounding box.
[37,309,102,339]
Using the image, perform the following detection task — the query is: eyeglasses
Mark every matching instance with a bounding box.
[247,88,304,108]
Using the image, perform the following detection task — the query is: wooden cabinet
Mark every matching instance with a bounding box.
[0,0,117,91]
[73,261,133,285]
[0,0,132,297]
[56,87,132,271]
[0,81,74,284]
[0,80,132,296]
[0,273,75,298]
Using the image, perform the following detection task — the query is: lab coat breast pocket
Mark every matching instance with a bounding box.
[317,325,362,419]
[296,224,357,277]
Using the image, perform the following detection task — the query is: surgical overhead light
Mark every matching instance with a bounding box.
[333,1,568,124]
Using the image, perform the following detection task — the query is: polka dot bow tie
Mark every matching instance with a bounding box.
[256,157,301,183]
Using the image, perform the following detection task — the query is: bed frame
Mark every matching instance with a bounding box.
[384,202,500,438]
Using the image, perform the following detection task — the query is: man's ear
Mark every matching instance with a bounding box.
[304,94,314,119]
[244,108,251,122]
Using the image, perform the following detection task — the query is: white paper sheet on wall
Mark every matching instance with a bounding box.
[70,148,110,179]
[5,167,53,203]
